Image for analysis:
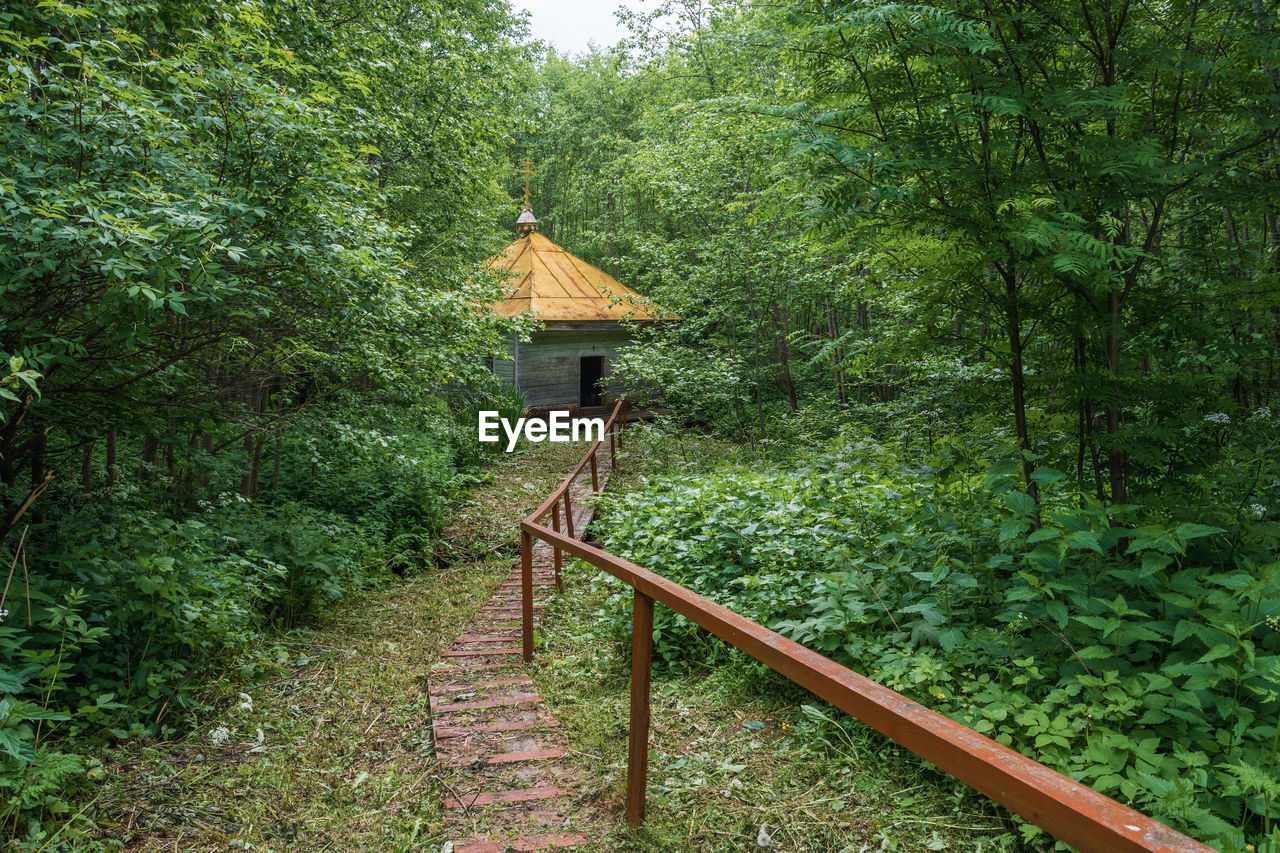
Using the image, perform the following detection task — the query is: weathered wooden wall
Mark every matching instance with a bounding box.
[491,328,632,407]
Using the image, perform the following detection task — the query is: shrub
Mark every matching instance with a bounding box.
[275,403,461,538]
[441,381,529,470]
[592,430,1280,852]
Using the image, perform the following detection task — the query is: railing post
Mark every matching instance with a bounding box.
[551,501,563,592]
[627,590,654,827]
[610,429,616,468]
[550,499,560,591]
[564,489,574,539]
[590,447,599,493]
[521,529,534,663]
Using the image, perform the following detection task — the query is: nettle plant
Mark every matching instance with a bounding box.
[593,434,1280,852]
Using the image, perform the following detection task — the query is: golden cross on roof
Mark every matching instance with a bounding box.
[517,158,538,207]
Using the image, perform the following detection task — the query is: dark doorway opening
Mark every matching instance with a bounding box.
[580,356,604,406]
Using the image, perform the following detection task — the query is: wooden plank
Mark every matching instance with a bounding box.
[434,719,560,738]
[432,693,540,713]
[444,787,574,808]
[430,677,534,695]
[447,748,566,768]
[453,832,589,853]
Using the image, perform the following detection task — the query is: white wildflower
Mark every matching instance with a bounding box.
[1250,504,1267,520]
[248,728,266,753]
[0,608,8,623]
[210,726,231,746]
[1204,412,1231,426]
[238,692,253,711]
[1250,406,1273,421]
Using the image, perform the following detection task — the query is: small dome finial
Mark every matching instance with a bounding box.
[517,203,538,235]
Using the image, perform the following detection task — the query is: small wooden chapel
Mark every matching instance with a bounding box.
[486,170,664,408]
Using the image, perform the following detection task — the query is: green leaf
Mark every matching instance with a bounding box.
[1030,467,1066,485]
[1067,531,1103,552]
[1004,491,1036,516]
[1175,523,1225,541]
[1198,644,1235,663]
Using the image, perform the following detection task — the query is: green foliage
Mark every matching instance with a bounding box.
[276,404,461,541]
[611,341,748,431]
[442,381,531,470]
[0,0,530,839]
[594,424,1280,851]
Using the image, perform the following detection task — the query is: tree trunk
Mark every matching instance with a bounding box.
[827,300,847,406]
[248,437,264,499]
[240,430,257,498]
[1104,288,1127,504]
[772,302,799,412]
[81,441,94,490]
[31,429,47,525]
[105,430,117,486]
[271,435,282,491]
[1003,270,1040,516]
[140,434,159,483]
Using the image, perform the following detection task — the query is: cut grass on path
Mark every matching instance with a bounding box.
[92,428,1042,852]
[91,442,586,852]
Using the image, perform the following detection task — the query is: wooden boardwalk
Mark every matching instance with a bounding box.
[429,454,613,852]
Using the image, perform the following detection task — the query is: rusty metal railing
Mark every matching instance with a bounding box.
[519,399,1210,853]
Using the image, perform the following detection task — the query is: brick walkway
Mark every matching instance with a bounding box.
[430,456,613,852]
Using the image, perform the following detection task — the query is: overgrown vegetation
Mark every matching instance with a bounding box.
[82,441,584,851]
[513,2,1280,850]
[5,0,1279,849]
[591,416,1280,851]
[0,0,529,846]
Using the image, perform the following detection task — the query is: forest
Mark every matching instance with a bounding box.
[2,0,1278,851]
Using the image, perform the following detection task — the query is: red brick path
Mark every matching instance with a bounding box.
[430,457,612,852]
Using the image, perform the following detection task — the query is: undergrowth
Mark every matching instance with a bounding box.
[588,420,1280,852]
[532,428,1038,852]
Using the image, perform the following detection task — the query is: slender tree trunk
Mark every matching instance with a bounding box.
[248,437,264,499]
[1104,288,1127,504]
[0,391,34,487]
[271,435,282,491]
[140,434,159,483]
[772,302,799,411]
[31,429,47,525]
[81,441,94,490]
[240,430,257,498]
[165,427,176,478]
[105,430,117,487]
[1003,270,1040,516]
[827,300,847,406]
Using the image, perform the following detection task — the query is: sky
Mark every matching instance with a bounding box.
[513,0,631,55]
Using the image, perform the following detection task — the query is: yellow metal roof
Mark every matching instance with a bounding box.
[488,232,664,322]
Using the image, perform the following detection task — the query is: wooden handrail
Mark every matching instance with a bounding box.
[525,400,625,525]
[518,400,1210,853]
